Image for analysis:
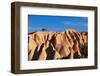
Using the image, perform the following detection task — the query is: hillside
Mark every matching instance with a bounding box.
[28,29,88,60]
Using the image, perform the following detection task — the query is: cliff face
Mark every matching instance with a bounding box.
[28,29,88,61]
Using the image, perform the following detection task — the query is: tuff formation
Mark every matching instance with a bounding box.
[28,29,88,61]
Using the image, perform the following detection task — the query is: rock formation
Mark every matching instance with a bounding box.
[28,29,88,61]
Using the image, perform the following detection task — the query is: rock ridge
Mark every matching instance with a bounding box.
[28,29,88,60]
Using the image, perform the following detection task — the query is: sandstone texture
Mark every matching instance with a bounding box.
[28,29,88,61]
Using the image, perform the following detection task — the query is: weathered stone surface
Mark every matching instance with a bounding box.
[28,29,88,61]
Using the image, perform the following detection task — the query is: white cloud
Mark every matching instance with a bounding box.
[62,21,87,26]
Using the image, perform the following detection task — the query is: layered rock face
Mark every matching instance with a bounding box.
[28,29,88,61]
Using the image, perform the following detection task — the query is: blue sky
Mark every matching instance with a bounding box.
[28,15,88,32]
